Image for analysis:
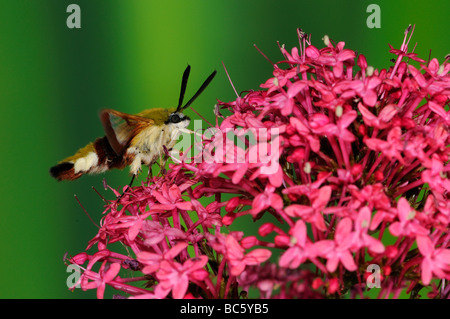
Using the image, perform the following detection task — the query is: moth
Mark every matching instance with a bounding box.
[50,65,216,182]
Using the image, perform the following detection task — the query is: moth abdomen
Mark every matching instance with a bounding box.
[49,162,81,181]
[50,137,126,181]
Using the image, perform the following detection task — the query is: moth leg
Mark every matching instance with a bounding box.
[118,174,136,201]
[158,156,168,176]
[126,174,136,190]
[147,164,153,180]
[129,153,143,177]
[117,152,141,201]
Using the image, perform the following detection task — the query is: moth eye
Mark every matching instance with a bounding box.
[170,114,181,123]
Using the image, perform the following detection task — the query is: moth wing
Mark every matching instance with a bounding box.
[100,109,154,156]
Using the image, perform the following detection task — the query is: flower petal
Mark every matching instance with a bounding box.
[244,249,272,265]
[417,235,433,257]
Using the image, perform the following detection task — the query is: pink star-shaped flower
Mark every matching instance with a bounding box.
[417,235,450,285]
[315,218,357,272]
[284,186,332,231]
[389,198,429,237]
[279,220,317,268]
[155,255,209,299]
[225,235,271,276]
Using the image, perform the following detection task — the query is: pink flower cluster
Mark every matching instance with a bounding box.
[68,26,450,299]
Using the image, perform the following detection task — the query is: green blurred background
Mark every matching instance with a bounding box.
[0,0,448,298]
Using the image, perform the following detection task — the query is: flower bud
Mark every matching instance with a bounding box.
[241,236,258,249]
[328,278,340,294]
[222,213,236,226]
[70,252,89,265]
[259,223,275,236]
[312,277,324,289]
[357,54,368,70]
[274,235,290,247]
[374,170,384,181]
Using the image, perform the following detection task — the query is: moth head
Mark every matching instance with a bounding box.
[165,111,190,127]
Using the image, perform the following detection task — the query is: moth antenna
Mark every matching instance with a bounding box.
[221,61,239,98]
[177,65,191,112]
[118,174,136,201]
[182,69,217,110]
[74,194,100,228]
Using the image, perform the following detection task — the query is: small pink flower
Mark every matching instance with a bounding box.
[284,186,331,231]
[267,82,307,116]
[351,207,385,254]
[279,220,316,268]
[191,200,223,228]
[365,126,404,164]
[422,58,450,79]
[289,117,321,152]
[225,235,271,276]
[358,103,398,129]
[389,198,429,237]
[316,110,357,142]
[328,278,340,294]
[140,220,187,246]
[152,184,193,211]
[315,218,357,272]
[250,185,283,216]
[421,154,450,194]
[79,251,121,299]
[137,242,188,275]
[417,236,450,285]
[155,255,209,299]
[260,66,298,94]
[244,133,285,187]
[334,77,381,107]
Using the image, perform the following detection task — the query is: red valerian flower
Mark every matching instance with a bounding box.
[225,235,272,277]
[83,262,121,299]
[155,255,209,299]
[66,25,449,299]
[358,103,397,129]
[389,198,429,237]
[285,186,332,231]
[417,236,450,285]
[137,242,188,275]
[314,218,357,272]
[365,126,405,164]
[279,220,310,268]
[350,207,385,254]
